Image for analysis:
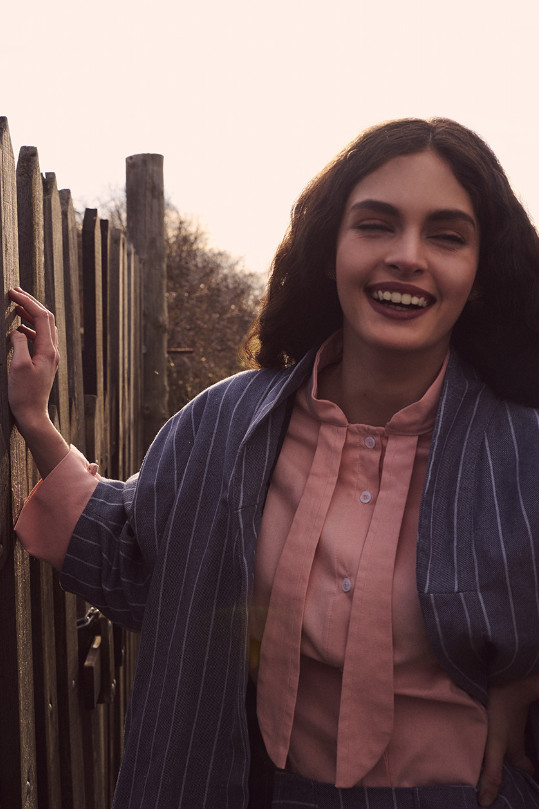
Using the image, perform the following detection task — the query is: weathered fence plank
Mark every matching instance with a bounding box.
[16,148,43,494]
[81,209,104,467]
[16,147,45,300]
[126,245,143,471]
[126,154,168,452]
[100,219,111,474]
[0,117,37,808]
[43,173,70,440]
[123,243,134,477]
[29,555,61,809]
[108,227,123,479]
[59,189,86,451]
[53,574,87,809]
[56,188,88,807]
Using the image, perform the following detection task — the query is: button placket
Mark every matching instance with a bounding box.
[337,432,419,785]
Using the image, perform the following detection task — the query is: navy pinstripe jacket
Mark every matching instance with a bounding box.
[60,349,539,808]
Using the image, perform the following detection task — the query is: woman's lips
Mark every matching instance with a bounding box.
[366,282,435,311]
[365,282,435,318]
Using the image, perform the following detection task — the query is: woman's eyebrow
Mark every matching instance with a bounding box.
[348,200,398,216]
[348,199,476,229]
[427,209,477,229]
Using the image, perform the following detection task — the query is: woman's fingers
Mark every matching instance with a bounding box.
[479,676,539,806]
[13,304,36,326]
[16,324,37,341]
[10,327,32,358]
[10,287,48,314]
[9,287,58,354]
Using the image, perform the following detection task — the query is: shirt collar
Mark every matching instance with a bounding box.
[305,331,447,435]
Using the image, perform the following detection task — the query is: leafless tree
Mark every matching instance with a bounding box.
[165,209,263,409]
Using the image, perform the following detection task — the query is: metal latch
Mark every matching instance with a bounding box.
[77,608,117,709]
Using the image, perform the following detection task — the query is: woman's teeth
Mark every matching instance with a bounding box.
[370,290,429,309]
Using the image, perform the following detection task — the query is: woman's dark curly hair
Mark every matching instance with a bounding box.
[244,117,539,404]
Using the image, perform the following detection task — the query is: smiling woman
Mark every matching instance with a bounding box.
[247,118,539,406]
[9,117,539,809]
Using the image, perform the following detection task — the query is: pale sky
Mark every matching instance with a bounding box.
[2,0,539,275]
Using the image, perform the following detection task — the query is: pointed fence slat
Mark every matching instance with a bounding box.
[60,188,86,451]
[82,208,104,468]
[108,227,124,479]
[16,146,45,300]
[16,148,43,491]
[43,173,70,441]
[101,219,111,475]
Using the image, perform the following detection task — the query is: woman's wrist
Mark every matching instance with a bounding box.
[13,408,52,437]
[15,416,70,478]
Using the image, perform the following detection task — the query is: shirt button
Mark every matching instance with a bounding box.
[360,490,372,504]
[364,436,376,449]
[342,578,351,592]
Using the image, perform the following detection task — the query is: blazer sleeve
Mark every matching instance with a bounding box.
[58,396,207,631]
[59,473,148,631]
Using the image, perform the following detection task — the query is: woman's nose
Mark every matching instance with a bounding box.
[385,231,426,274]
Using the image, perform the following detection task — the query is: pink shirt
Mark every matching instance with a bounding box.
[15,446,100,570]
[250,333,487,787]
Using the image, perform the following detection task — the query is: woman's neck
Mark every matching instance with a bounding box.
[318,344,448,426]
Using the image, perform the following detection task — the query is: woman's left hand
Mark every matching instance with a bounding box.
[478,674,539,806]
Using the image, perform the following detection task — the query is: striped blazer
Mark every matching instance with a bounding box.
[60,349,539,808]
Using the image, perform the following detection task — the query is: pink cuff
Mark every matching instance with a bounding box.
[15,445,101,570]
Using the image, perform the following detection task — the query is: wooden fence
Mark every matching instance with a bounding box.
[0,117,167,808]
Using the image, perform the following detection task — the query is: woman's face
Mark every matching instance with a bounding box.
[335,150,480,368]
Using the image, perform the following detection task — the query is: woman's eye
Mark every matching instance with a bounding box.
[355,222,391,233]
[433,232,466,245]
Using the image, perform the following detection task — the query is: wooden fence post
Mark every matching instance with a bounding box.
[125,154,167,453]
[0,117,37,808]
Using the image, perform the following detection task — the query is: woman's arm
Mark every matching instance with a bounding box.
[478,675,539,806]
[8,287,69,475]
[9,288,151,622]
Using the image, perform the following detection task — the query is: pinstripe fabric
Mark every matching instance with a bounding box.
[60,349,539,808]
[269,765,539,809]
[417,361,539,702]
